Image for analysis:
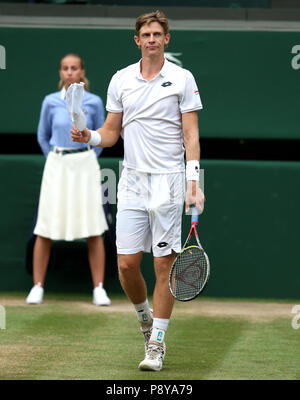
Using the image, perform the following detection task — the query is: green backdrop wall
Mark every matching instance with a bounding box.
[0,27,300,138]
[0,156,299,300]
[0,0,271,6]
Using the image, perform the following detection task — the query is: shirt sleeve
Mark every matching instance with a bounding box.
[92,96,105,157]
[179,70,203,114]
[106,72,123,113]
[37,96,52,157]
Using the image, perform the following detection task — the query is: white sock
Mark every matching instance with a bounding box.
[133,299,152,324]
[150,318,170,344]
[153,318,169,331]
[95,282,103,289]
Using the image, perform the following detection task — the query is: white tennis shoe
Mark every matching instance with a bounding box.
[93,286,111,306]
[138,341,166,372]
[26,283,44,304]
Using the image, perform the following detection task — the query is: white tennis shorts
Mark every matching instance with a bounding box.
[116,168,185,257]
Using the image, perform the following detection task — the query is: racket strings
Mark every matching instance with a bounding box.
[170,247,208,301]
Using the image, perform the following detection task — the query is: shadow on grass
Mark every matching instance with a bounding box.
[166,314,248,379]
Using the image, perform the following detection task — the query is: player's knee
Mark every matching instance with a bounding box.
[118,259,130,275]
[117,256,139,276]
[154,254,174,269]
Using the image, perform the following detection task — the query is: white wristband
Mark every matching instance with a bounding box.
[87,130,101,146]
[186,160,200,181]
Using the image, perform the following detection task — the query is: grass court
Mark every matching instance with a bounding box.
[0,293,299,380]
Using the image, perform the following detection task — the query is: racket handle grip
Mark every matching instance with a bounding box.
[191,206,199,224]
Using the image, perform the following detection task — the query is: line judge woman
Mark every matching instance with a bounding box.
[26,53,111,306]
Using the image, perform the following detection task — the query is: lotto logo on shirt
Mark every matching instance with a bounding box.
[194,90,199,95]
[161,81,173,87]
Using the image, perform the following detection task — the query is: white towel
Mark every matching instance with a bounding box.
[66,82,87,131]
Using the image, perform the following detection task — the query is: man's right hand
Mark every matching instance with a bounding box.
[70,126,91,143]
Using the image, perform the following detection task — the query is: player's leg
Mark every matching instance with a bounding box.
[138,253,174,372]
[139,172,184,371]
[26,235,52,304]
[118,252,145,304]
[118,253,154,351]
[87,235,111,306]
[116,212,153,356]
[150,173,183,322]
[152,253,175,319]
[116,168,154,363]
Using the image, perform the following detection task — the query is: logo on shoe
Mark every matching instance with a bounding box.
[156,331,163,342]
[142,313,149,322]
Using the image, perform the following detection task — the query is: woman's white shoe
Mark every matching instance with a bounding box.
[26,283,44,304]
[93,286,111,306]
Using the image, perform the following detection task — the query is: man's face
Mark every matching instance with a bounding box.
[134,21,170,57]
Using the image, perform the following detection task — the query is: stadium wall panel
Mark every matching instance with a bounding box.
[0,27,299,139]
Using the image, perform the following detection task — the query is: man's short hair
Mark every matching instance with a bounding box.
[135,10,169,36]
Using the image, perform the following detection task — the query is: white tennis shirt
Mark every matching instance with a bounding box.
[106,58,203,173]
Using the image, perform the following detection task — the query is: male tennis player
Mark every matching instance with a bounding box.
[71,10,205,372]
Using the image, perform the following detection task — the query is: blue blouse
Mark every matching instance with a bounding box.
[37,89,105,157]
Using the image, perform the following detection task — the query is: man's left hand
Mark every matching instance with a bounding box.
[185,180,205,214]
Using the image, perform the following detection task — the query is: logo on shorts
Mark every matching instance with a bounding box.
[157,242,168,248]
[161,81,172,87]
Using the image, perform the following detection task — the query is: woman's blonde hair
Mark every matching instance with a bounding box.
[58,53,90,91]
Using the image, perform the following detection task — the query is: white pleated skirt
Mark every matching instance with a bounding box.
[34,149,108,241]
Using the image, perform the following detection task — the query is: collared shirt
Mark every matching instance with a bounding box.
[106,58,203,173]
[60,86,67,100]
[37,88,105,157]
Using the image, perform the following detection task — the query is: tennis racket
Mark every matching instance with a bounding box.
[169,206,210,301]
